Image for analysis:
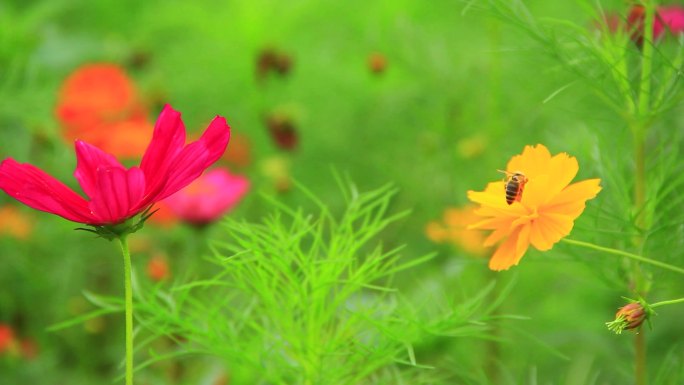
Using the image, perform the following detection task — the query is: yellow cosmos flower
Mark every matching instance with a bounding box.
[467,144,602,271]
[426,205,489,256]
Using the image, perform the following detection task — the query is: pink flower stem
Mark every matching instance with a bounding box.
[118,235,134,385]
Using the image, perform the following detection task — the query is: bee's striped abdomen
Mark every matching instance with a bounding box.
[503,172,526,205]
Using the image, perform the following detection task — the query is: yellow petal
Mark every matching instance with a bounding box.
[519,174,549,208]
[488,227,529,271]
[547,179,602,208]
[545,152,578,198]
[506,144,552,179]
[529,209,578,251]
[483,226,512,246]
[469,215,514,230]
[468,182,508,208]
[516,224,531,257]
[425,222,447,242]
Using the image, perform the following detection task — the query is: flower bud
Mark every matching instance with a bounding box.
[606,300,650,334]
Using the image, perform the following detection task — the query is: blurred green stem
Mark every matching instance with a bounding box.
[560,238,684,275]
[651,297,684,308]
[118,235,134,385]
[632,3,656,384]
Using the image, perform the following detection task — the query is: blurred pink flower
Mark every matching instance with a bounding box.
[0,105,230,228]
[628,5,684,43]
[164,168,249,225]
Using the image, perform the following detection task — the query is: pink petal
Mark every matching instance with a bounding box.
[149,116,230,203]
[74,140,126,198]
[89,166,146,224]
[660,6,684,34]
[140,105,186,197]
[0,158,93,223]
[165,169,249,223]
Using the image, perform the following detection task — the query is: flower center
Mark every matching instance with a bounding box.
[511,207,540,227]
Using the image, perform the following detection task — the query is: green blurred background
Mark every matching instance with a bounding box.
[1,0,683,384]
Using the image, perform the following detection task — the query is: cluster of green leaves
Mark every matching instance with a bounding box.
[125,181,511,384]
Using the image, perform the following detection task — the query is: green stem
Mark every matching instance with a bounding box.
[633,4,656,384]
[118,235,134,385]
[560,238,684,275]
[651,297,684,308]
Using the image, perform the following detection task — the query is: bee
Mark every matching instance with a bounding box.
[498,170,528,205]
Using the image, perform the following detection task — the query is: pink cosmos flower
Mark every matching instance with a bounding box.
[163,168,249,225]
[0,105,230,230]
[628,5,684,43]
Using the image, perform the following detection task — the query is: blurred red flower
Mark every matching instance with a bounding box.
[55,63,154,159]
[164,168,249,225]
[0,324,15,354]
[0,105,230,227]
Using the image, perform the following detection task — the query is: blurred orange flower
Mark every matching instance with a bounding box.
[221,132,252,168]
[368,52,387,74]
[55,63,153,158]
[426,205,488,256]
[468,144,602,271]
[147,254,170,282]
[0,205,33,240]
[146,201,180,228]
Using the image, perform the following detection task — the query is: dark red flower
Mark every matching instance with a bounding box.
[265,112,298,150]
[0,105,230,229]
[255,47,293,82]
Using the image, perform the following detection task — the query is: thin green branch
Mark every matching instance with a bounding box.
[651,297,684,308]
[561,238,684,275]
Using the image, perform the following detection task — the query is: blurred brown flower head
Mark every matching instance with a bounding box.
[265,112,299,150]
[368,52,387,75]
[256,47,293,82]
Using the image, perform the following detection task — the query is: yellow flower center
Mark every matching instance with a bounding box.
[511,207,539,228]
